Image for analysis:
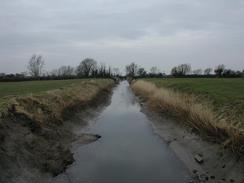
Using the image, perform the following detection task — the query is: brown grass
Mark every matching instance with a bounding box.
[132,80,244,154]
[7,79,114,129]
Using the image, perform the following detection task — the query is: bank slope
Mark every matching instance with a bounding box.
[131,80,244,154]
[0,79,114,183]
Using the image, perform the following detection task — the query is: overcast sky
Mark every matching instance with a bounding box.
[0,0,244,74]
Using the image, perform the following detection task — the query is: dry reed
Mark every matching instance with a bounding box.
[8,79,114,128]
[132,80,244,154]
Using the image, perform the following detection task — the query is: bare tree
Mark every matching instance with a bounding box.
[76,58,97,77]
[27,54,45,77]
[112,68,120,76]
[49,69,59,76]
[192,69,203,75]
[171,64,191,76]
[179,64,191,75]
[137,67,147,77]
[204,68,213,75]
[171,67,178,76]
[98,63,107,77]
[0,73,5,77]
[125,62,138,77]
[214,64,225,76]
[58,66,74,76]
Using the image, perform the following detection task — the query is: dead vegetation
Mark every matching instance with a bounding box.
[7,79,114,128]
[131,80,244,154]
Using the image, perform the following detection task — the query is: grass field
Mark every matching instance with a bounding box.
[144,78,244,106]
[0,79,88,98]
[144,78,244,120]
[0,79,111,112]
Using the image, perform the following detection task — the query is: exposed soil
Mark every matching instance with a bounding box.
[139,101,244,183]
[0,84,114,183]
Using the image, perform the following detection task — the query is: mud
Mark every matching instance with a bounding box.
[0,83,114,183]
[140,101,244,183]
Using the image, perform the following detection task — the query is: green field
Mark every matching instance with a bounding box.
[144,78,244,121]
[0,79,93,111]
[0,79,89,98]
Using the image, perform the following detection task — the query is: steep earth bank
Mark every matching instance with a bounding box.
[0,79,114,183]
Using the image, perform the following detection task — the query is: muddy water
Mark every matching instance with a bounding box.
[53,81,190,183]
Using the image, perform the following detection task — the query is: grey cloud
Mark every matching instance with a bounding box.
[0,0,244,73]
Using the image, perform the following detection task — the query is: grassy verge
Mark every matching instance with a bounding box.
[0,79,110,116]
[132,80,244,154]
[144,78,244,124]
[0,79,94,113]
[5,79,114,126]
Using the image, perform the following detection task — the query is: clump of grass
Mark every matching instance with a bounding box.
[132,80,244,154]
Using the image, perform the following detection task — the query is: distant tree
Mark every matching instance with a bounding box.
[108,66,112,76]
[214,64,225,76]
[87,62,113,77]
[27,54,45,77]
[97,63,107,77]
[171,67,178,76]
[204,68,212,75]
[223,69,234,77]
[20,72,28,77]
[137,67,147,77]
[192,69,203,75]
[77,58,97,77]
[222,69,242,77]
[58,66,74,76]
[125,62,138,77]
[112,68,120,76]
[50,69,59,76]
[178,64,191,75]
[150,66,159,75]
[0,73,5,77]
[15,73,25,78]
[171,64,191,76]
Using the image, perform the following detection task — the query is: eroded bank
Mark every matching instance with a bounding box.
[0,79,114,183]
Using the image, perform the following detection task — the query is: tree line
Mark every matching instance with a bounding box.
[0,55,243,81]
[125,63,244,78]
[171,64,244,77]
[0,54,120,81]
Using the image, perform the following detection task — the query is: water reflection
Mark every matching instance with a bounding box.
[52,81,190,183]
